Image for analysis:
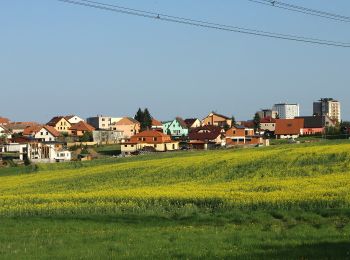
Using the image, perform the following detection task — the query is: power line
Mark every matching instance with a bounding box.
[245,0,350,23]
[56,0,350,48]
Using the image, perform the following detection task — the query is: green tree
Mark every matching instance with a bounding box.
[231,116,236,127]
[134,108,144,123]
[143,108,153,130]
[253,113,261,132]
[79,131,93,142]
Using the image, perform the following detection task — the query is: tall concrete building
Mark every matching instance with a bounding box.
[273,103,300,119]
[86,115,112,130]
[313,98,341,123]
[257,109,278,119]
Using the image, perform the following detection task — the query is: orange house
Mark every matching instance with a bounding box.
[121,130,179,154]
[226,125,262,146]
[202,112,232,128]
[69,121,95,137]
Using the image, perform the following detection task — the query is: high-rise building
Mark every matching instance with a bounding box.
[313,98,341,123]
[273,103,300,119]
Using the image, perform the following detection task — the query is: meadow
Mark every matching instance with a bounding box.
[0,141,349,259]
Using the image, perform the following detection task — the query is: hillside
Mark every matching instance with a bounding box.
[0,142,349,258]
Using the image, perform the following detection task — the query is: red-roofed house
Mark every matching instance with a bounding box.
[64,115,85,125]
[202,112,232,128]
[184,118,201,129]
[0,117,10,126]
[226,125,263,146]
[275,118,304,139]
[110,117,140,139]
[121,130,179,154]
[69,121,95,137]
[151,118,164,132]
[260,117,277,132]
[188,125,225,149]
[34,125,61,142]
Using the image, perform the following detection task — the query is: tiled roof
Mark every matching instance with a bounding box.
[23,125,42,136]
[260,117,276,123]
[6,122,39,131]
[47,116,67,126]
[189,125,222,141]
[43,125,61,137]
[0,117,10,125]
[176,117,188,129]
[114,117,140,125]
[275,119,304,135]
[184,118,198,127]
[205,112,230,120]
[69,121,95,132]
[151,118,163,127]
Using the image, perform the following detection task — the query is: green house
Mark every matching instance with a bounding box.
[162,117,189,138]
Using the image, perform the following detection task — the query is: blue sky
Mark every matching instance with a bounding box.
[1,0,349,122]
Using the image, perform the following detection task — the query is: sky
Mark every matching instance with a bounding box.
[1,0,349,123]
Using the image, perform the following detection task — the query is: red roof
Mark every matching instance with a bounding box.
[133,130,169,138]
[260,117,276,123]
[69,121,95,132]
[275,119,304,135]
[42,125,61,137]
[151,118,163,127]
[189,125,223,141]
[23,125,42,136]
[0,117,10,125]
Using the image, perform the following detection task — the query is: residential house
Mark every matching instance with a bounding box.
[47,116,72,133]
[162,117,189,139]
[226,125,263,146]
[188,125,225,149]
[3,137,71,162]
[260,117,277,132]
[275,118,304,139]
[110,117,140,139]
[297,115,335,136]
[151,118,164,132]
[184,118,201,129]
[0,125,11,139]
[121,130,179,155]
[6,122,39,134]
[23,125,61,142]
[0,117,10,126]
[86,116,112,130]
[69,121,95,137]
[64,115,85,125]
[202,112,232,128]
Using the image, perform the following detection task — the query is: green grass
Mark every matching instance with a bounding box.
[0,141,350,258]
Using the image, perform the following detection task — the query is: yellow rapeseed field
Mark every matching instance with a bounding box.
[0,142,349,216]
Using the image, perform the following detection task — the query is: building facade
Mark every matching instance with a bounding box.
[313,98,341,123]
[273,103,300,119]
[87,116,112,130]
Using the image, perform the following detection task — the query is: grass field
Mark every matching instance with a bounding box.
[0,141,350,259]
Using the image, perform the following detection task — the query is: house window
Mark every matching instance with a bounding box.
[124,145,127,147]
[46,132,48,135]
[41,132,43,136]
[153,137,158,141]
[131,145,134,147]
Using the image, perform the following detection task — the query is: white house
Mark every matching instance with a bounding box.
[34,126,61,142]
[65,115,85,125]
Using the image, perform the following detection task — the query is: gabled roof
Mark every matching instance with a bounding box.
[42,125,61,137]
[275,119,304,135]
[151,118,163,127]
[114,117,140,126]
[69,121,95,132]
[47,116,69,126]
[23,125,43,136]
[175,117,188,129]
[205,112,230,120]
[239,121,255,128]
[0,117,10,125]
[184,118,199,127]
[189,125,222,141]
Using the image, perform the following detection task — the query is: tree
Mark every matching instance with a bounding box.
[231,116,236,127]
[134,108,153,131]
[134,108,143,123]
[143,108,152,130]
[79,131,93,142]
[253,113,261,132]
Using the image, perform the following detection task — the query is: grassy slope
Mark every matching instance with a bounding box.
[0,141,350,258]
